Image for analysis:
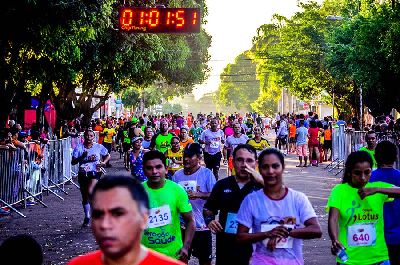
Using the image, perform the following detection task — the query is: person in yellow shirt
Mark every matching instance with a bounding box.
[102,121,116,167]
[165,136,184,178]
[246,126,270,156]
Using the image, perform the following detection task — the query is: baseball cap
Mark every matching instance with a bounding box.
[184,143,202,156]
[131,117,138,124]
[132,136,143,143]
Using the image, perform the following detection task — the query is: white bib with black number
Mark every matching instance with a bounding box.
[178,181,197,193]
[148,205,172,228]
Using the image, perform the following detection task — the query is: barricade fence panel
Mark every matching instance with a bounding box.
[0,135,81,216]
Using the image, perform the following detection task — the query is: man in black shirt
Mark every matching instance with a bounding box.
[203,144,263,265]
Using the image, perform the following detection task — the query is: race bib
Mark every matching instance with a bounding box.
[148,205,172,228]
[261,224,295,249]
[210,141,220,149]
[347,223,376,247]
[225,212,238,234]
[178,181,197,193]
[79,164,91,172]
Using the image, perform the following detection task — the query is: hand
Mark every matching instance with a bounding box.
[331,239,344,256]
[266,236,283,251]
[265,226,290,239]
[96,162,105,170]
[358,187,377,199]
[244,163,262,180]
[81,151,88,159]
[176,247,189,263]
[208,220,223,234]
[187,190,198,200]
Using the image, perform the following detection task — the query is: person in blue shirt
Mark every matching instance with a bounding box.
[370,140,400,265]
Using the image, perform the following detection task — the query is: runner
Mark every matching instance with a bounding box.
[129,136,147,182]
[308,120,322,167]
[141,151,195,262]
[359,130,378,169]
[67,176,184,265]
[246,126,270,156]
[204,144,263,265]
[172,143,216,265]
[142,126,154,150]
[71,128,110,227]
[189,120,203,143]
[199,118,225,180]
[236,148,322,265]
[101,121,116,167]
[369,141,400,265]
[223,123,249,175]
[288,119,297,154]
[295,119,309,167]
[327,151,400,265]
[150,119,175,153]
[165,136,184,178]
[323,124,332,161]
[179,126,194,149]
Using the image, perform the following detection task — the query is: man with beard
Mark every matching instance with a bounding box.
[67,176,183,265]
[203,144,263,265]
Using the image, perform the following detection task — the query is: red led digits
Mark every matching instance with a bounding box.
[192,12,197,25]
[176,10,185,28]
[119,7,200,33]
[121,9,133,28]
[148,10,160,27]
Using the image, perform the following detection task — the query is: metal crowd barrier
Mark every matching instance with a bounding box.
[0,131,101,217]
[325,126,366,176]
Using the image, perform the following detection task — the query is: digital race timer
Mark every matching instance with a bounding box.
[119,7,200,33]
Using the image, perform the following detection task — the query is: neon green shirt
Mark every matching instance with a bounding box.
[154,133,174,153]
[142,180,192,259]
[359,146,377,169]
[327,182,393,265]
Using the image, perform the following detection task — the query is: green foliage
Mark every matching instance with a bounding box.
[162,103,183,114]
[215,52,260,111]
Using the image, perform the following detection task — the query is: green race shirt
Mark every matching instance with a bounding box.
[154,133,174,153]
[142,180,192,259]
[327,181,393,265]
[359,147,377,169]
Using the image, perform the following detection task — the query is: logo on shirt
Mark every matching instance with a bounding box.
[223,189,232,193]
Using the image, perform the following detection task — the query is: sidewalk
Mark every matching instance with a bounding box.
[0,147,340,265]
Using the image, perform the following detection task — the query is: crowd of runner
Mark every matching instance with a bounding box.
[1,111,400,265]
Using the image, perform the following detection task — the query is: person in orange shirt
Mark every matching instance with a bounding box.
[323,124,332,161]
[67,176,184,265]
[186,113,193,128]
[93,119,104,144]
[288,120,297,154]
[179,127,194,149]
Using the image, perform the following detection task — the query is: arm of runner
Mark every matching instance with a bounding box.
[71,151,87,165]
[237,223,289,244]
[177,211,196,263]
[328,207,344,255]
[358,186,400,198]
[203,208,222,233]
[288,217,322,239]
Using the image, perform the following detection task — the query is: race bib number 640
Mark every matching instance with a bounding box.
[147,205,172,229]
[347,223,376,247]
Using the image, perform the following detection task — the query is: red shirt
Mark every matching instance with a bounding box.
[68,248,184,265]
[308,127,320,145]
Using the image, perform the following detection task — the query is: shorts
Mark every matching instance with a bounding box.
[289,137,296,143]
[188,230,212,263]
[297,144,308,157]
[278,135,287,145]
[204,152,222,170]
[78,171,102,191]
[324,140,332,149]
[122,142,131,152]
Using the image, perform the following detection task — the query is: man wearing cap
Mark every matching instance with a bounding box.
[150,119,175,153]
[203,144,263,265]
[131,117,144,138]
[172,143,216,265]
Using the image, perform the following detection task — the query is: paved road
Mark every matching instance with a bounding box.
[0,147,341,265]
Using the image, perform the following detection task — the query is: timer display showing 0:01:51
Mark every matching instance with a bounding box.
[119,7,201,33]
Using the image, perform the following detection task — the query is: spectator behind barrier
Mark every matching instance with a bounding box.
[0,234,43,265]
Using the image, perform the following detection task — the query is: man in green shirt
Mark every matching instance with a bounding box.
[359,130,377,169]
[150,120,175,153]
[141,150,195,263]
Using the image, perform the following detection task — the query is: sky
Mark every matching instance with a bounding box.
[192,0,302,100]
